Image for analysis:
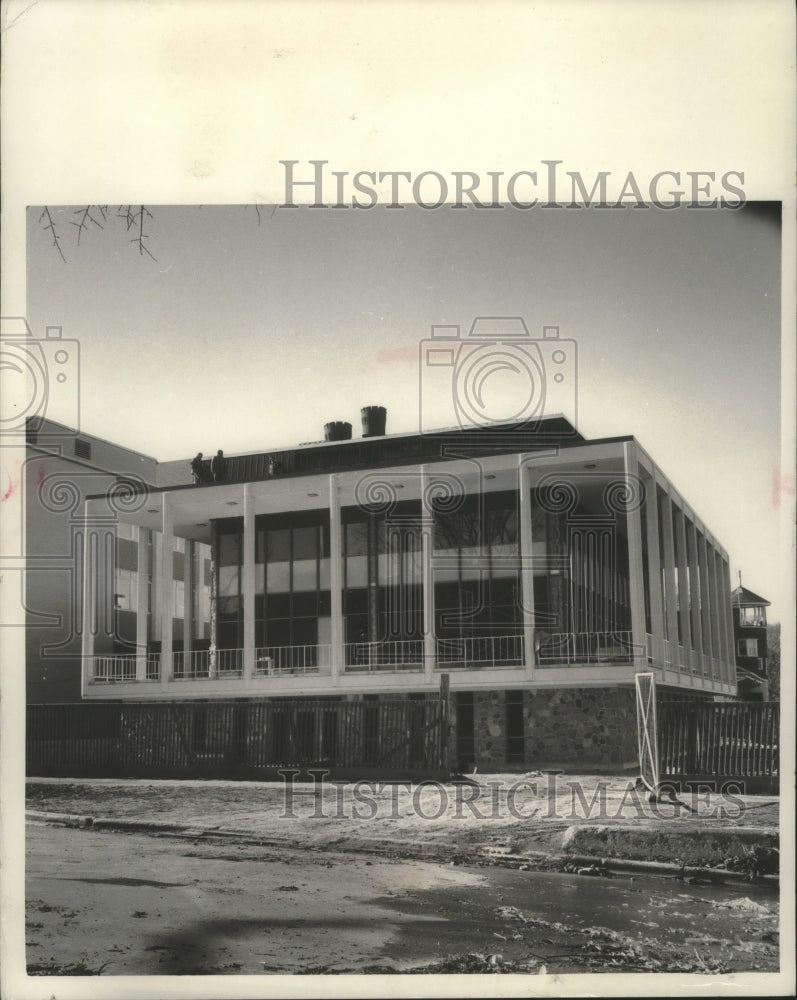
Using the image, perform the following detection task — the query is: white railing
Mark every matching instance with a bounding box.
[436,634,523,670]
[92,655,160,682]
[536,631,635,666]
[344,639,424,673]
[255,644,332,676]
[172,648,243,679]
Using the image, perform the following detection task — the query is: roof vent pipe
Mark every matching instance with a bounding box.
[361,405,387,438]
[324,421,352,442]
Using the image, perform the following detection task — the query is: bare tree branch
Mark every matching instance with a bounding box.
[39,207,66,263]
[70,206,104,245]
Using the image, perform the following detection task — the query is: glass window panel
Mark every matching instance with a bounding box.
[294,525,318,560]
[268,528,291,562]
[293,617,319,645]
[267,560,290,593]
[267,619,291,647]
[219,531,241,566]
[218,594,240,618]
[344,588,368,614]
[346,554,368,588]
[460,551,484,580]
[268,592,291,618]
[404,548,422,584]
[218,565,239,598]
[377,552,396,584]
[293,591,318,616]
[346,521,368,557]
[293,558,317,592]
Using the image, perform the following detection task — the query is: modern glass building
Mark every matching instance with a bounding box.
[78,417,737,769]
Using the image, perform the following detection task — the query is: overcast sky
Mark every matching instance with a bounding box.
[26,203,783,617]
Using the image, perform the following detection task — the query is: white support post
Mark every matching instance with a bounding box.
[518,457,535,679]
[623,443,648,669]
[643,469,664,668]
[80,500,95,696]
[660,485,679,663]
[242,484,255,682]
[135,526,150,681]
[686,518,704,669]
[716,552,734,686]
[159,496,174,690]
[697,531,715,679]
[673,504,693,655]
[707,544,723,684]
[329,474,343,681]
[184,539,195,658]
[421,465,436,683]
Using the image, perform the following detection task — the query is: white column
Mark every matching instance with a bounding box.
[421,465,436,683]
[135,526,150,681]
[660,486,679,661]
[673,504,693,654]
[707,543,723,680]
[686,518,704,664]
[159,496,174,690]
[184,539,195,658]
[329,474,343,681]
[697,531,714,679]
[643,470,664,663]
[518,457,535,678]
[716,552,734,686]
[242,484,255,681]
[80,500,95,696]
[623,443,647,669]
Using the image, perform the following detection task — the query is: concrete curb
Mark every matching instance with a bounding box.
[26,810,779,886]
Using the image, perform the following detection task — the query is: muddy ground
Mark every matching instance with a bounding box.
[26,822,779,977]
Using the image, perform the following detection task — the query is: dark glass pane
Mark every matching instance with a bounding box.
[292,618,318,645]
[217,594,240,618]
[267,592,291,618]
[344,588,368,614]
[218,531,241,566]
[267,527,291,562]
[346,520,369,557]
[292,591,318,616]
[266,619,291,646]
[293,525,318,560]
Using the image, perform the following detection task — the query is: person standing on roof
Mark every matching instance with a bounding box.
[211,449,227,482]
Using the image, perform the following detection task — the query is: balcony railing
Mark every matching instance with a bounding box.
[92,654,160,682]
[255,644,331,676]
[436,634,523,670]
[172,648,243,679]
[344,639,424,673]
[89,629,663,686]
[536,631,635,666]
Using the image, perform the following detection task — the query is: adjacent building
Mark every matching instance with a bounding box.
[731,584,771,701]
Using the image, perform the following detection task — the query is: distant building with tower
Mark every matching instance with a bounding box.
[731,582,771,701]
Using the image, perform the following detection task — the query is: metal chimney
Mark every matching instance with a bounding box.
[361,405,387,438]
[324,421,352,442]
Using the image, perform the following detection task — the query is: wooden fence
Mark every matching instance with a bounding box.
[27,697,450,780]
[657,699,779,794]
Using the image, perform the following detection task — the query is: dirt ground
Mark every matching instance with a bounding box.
[25,774,780,865]
[25,822,780,977]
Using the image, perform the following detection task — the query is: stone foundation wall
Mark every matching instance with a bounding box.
[456,686,637,771]
[523,687,637,766]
